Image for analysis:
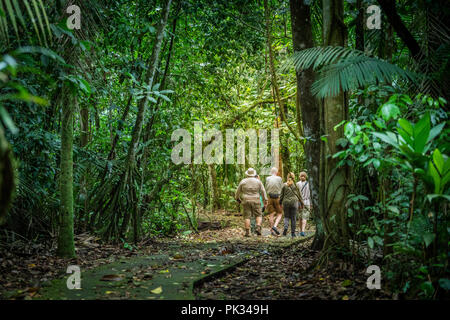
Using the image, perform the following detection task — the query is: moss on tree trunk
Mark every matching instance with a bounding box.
[321,0,350,250]
[57,87,76,258]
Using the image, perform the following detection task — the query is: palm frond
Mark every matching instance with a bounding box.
[288,46,418,98]
[312,54,417,98]
[0,0,52,47]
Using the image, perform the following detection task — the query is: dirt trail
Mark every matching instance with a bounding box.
[2,210,316,300]
[35,231,313,300]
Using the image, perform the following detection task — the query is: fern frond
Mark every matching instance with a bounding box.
[289,46,418,98]
[312,55,417,98]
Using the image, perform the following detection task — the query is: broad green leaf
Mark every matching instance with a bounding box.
[432,149,444,174]
[428,161,441,194]
[427,194,450,203]
[379,103,400,121]
[372,132,399,148]
[398,118,413,136]
[373,159,380,169]
[398,120,414,146]
[344,122,354,139]
[423,233,435,247]
[413,114,430,153]
[438,278,450,290]
[0,105,18,134]
[368,237,374,249]
[427,122,445,144]
[373,119,386,129]
[373,236,383,246]
[350,135,360,145]
[15,46,66,64]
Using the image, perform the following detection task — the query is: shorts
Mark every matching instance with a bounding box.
[243,200,263,220]
[299,205,311,220]
[266,197,282,215]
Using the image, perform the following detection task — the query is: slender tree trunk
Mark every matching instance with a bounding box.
[355,0,364,51]
[118,0,172,240]
[322,0,350,250]
[289,0,324,249]
[264,0,301,142]
[124,0,172,178]
[0,126,14,225]
[79,103,89,230]
[139,6,180,199]
[377,0,422,59]
[80,105,89,147]
[208,164,220,211]
[57,85,76,258]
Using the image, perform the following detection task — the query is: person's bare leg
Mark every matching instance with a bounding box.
[269,212,275,228]
[301,219,307,232]
[274,213,282,228]
[255,216,262,235]
[244,218,251,236]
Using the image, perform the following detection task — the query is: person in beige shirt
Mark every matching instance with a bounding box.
[235,168,268,237]
[265,167,283,236]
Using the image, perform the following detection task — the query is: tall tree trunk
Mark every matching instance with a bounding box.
[0,126,14,226]
[119,0,172,239]
[79,103,89,230]
[355,0,364,51]
[289,0,324,249]
[377,0,422,59]
[80,105,89,147]
[138,5,180,200]
[208,164,220,211]
[57,85,76,258]
[125,0,172,176]
[321,0,350,251]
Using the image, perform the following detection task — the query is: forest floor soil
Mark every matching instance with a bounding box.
[0,209,390,300]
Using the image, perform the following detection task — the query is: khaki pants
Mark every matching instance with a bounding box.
[243,200,263,220]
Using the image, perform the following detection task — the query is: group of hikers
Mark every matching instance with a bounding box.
[235,167,311,238]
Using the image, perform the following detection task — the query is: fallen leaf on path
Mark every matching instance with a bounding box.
[100,274,123,281]
[151,286,163,294]
[294,281,307,287]
[341,279,352,287]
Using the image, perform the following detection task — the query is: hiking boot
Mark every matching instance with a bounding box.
[272,227,280,235]
[282,229,287,236]
[291,233,296,238]
[300,232,306,237]
[245,229,250,237]
[255,225,262,236]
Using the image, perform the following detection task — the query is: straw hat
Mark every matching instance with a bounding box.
[245,168,257,177]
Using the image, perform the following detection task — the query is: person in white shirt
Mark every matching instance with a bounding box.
[296,171,311,236]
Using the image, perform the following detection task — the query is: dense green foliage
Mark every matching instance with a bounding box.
[0,0,448,299]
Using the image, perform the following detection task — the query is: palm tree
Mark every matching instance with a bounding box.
[289,46,417,98]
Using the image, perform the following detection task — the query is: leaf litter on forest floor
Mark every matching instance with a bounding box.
[2,209,314,300]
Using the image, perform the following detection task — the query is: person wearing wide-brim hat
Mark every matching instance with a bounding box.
[235,168,268,237]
